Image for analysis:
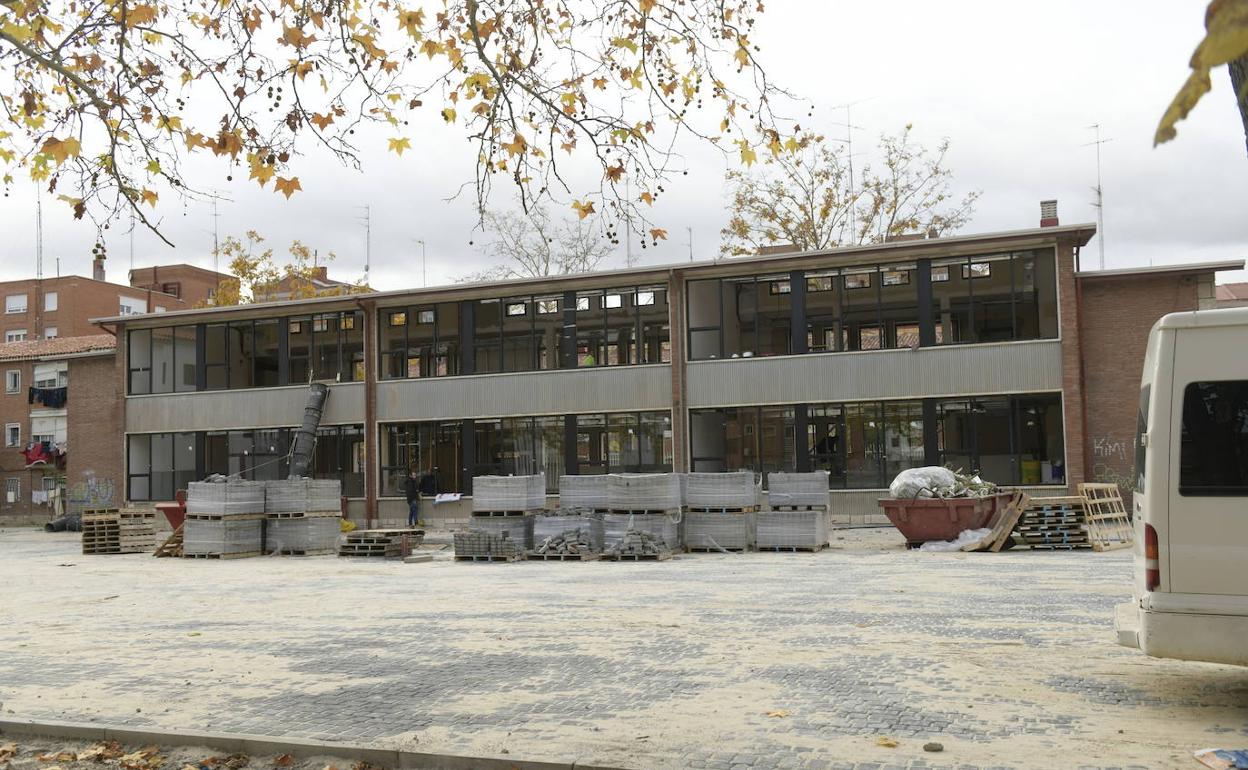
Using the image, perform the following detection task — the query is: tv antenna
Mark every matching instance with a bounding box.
[830,97,872,243]
[356,205,372,285]
[1084,124,1113,270]
[204,190,233,299]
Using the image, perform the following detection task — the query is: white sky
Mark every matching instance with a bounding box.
[2,0,1246,288]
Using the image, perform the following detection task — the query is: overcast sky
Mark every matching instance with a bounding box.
[2,0,1246,289]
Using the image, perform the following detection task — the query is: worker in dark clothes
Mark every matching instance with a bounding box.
[404,468,422,526]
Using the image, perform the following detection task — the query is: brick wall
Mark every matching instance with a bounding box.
[0,360,35,522]
[66,354,124,514]
[1055,239,1087,489]
[0,275,188,341]
[1079,272,1200,501]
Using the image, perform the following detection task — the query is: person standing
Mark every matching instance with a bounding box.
[404,468,421,527]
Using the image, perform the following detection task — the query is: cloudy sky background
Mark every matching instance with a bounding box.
[2,0,1246,289]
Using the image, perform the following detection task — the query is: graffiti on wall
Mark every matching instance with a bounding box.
[68,472,116,512]
[1092,435,1129,461]
[1091,462,1135,492]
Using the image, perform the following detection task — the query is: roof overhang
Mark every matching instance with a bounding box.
[1076,259,1244,280]
[94,222,1097,327]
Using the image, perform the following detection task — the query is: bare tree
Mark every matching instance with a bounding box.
[720,126,980,257]
[460,206,614,282]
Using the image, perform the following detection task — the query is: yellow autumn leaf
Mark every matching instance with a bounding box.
[571,199,595,219]
[41,136,81,164]
[274,176,302,198]
[1156,1,1248,145]
[737,140,757,167]
[874,736,898,748]
[158,115,182,131]
[612,36,638,54]
[649,228,668,241]
[141,189,158,207]
[397,8,424,38]
[639,191,654,205]
[502,134,526,156]
[388,137,411,155]
[639,0,656,14]
[765,709,790,718]
[440,107,457,122]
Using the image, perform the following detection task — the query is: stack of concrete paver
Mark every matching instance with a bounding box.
[470,515,535,550]
[264,479,342,555]
[529,527,599,560]
[684,471,760,510]
[603,511,680,552]
[756,471,831,551]
[766,471,831,509]
[607,473,682,511]
[558,475,610,510]
[472,475,545,512]
[184,479,265,559]
[685,511,754,551]
[454,530,521,561]
[533,513,604,552]
[264,479,342,514]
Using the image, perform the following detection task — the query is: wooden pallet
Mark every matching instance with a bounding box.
[1010,495,1091,550]
[471,510,537,517]
[265,510,341,519]
[607,508,678,515]
[960,491,1030,552]
[182,551,261,559]
[525,550,600,561]
[83,509,157,555]
[454,553,522,562]
[1078,483,1134,552]
[686,505,759,514]
[770,505,829,512]
[270,548,335,556]
[603,551,673,561]
[154,525,184,557]
[687,546,748,553]
[756,544,825,553]
[185,513,265,521]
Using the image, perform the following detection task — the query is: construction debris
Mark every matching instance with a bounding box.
[605,528,672,560]
[888,467,1000,499]
[532,527,595,555]
[534,513,604,551]
[604,512,680,551]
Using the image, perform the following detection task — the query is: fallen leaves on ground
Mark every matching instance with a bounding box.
[1,743,18,762]
[38,751,78,762]
[79,742,124,761]
[351,762,380,770]
[273,755,294,767]
[119,746,163,770]
[765,709,791,718]
[875,736,899,748]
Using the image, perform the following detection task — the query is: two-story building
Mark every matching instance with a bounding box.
[99,211,1240,527]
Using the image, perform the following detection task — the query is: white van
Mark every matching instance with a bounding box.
[1115,307,1248,667]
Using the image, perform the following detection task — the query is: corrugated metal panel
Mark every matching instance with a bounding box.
[125,382,365,432]
[376,365,673,421]
[687,340,1062,407]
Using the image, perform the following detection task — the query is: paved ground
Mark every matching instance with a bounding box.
[1,527,1246,770]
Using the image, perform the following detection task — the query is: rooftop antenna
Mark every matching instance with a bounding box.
[686,227,693,262]
[35,190,43,337]
[830,97,871,243]
[128,211,136,272]
[205,190,232,299]
[624,178,636,268]
[356,205,372,285]
[1084,123,1113,270]
[413,238,427,287]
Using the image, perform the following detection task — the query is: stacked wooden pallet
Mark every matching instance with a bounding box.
[338,528,424,558]
[82,508,158,554]
[1012,496,1091,550]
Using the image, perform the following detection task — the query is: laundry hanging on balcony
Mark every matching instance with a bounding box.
[28,386,68,408]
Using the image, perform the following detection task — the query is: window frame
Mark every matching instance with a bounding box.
[4,369,19,394]
[4,423,19,448]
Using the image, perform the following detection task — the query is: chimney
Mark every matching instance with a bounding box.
[92,256,106,281]
[1040,199,1059,228]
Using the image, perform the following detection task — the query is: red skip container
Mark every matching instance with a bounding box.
[878,493,1011,548]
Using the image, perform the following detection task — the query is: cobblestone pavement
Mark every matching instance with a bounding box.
[2,528,1246,770]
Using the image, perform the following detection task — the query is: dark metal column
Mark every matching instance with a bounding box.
[790,270,807,354]
[917,258,935,347]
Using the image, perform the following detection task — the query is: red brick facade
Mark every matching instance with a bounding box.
[0,274,187,342]
[1078,272,1201,499]
[128,264,230,307]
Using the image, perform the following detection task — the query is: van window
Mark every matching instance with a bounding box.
[1135,385,1149,494]
[1180,381,1248,496]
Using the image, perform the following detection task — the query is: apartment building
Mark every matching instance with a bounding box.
[101,211,1239,527]
[128,263,232,307]
[0,335,121,523]
[0,258,195,344]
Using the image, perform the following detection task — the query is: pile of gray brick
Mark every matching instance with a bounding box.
[185,478,266,558]
[264,479,342,514]
[604,512,680,551]
[470,515,535,550]
[534,513,604,552]
[266,516,340,554]
[685,511,754,551]
[767,471,832,509]
[186,479,266,516]
[453,530,521,559]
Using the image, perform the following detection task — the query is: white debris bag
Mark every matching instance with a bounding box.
[889,466,958,499]
[919,528,993,552]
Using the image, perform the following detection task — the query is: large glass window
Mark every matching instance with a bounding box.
[573,411,673,475]
[380,303,460,379]
[936,394,1065,485]
[933,250,1058,346]
[690,406,795,476]
[1180,381,1248,496]
[474,299,503,374]
[128,328,152,394]
[381,421,464,497]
